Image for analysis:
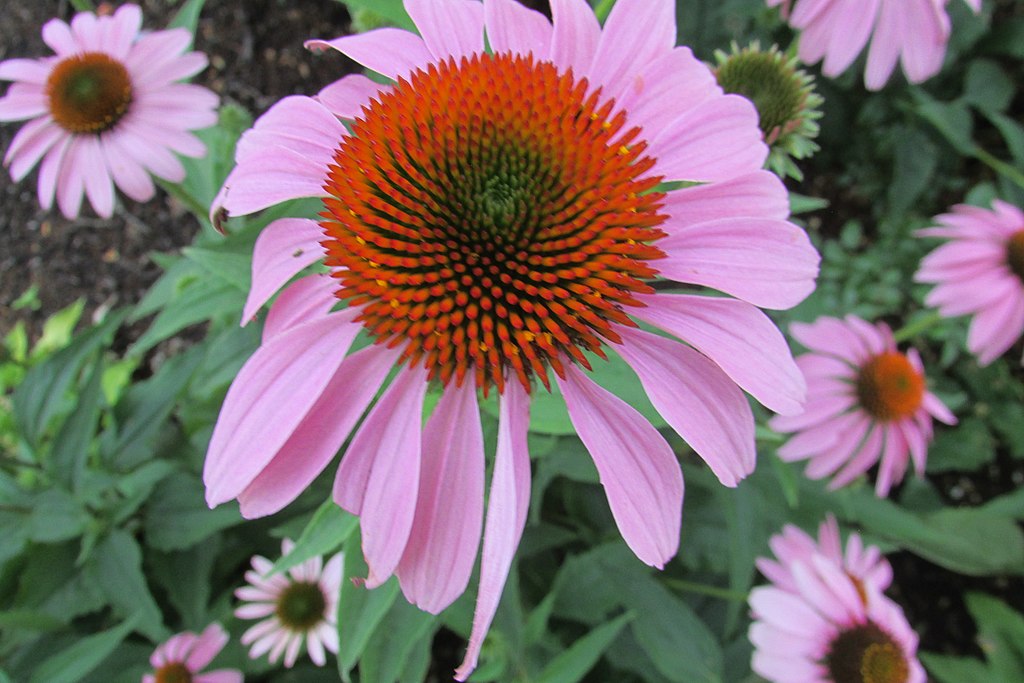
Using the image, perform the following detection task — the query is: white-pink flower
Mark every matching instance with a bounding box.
[143,623,241,683]
[769,0,982,90]
[749,524,925,683]
[203,0,820,678]
[756,514,893,598]
[915,199,1024,366]
[235,539,342,669]
[770,315,956,496]
[0,4,218,218]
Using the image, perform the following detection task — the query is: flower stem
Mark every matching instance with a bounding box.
[69,0,96,12]
[593,0,616,23]
[893,310,944,343]
[973,146,1024,192]
[663,578,749,602]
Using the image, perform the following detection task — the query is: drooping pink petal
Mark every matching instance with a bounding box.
[316,74,383,120]
[897,0,950,85]
[37,135,71,211]
[484,0,552,58]
[0,86,48,122]
[397,381,485,614]
[185,624,229,672]
[820,0,882,78]
[558,360,683,563]
[649,95,768,183]
[660,170,790,229]
[219,146,327,217]
[234,96,346,166]
[238,344,399,518]
[56,137,87,218]
[100,132,155,202]
[333,366,429,588]
[548,0,600,76]
[614,326,754,488]
[655,217,819,309]
[80,136,115,218]
[124,29,193,83]
[204,309,362,506]
[0,58,52,84]
[305,30,433,82]
[588,0,675,100]
[968,290,1024,365]
[455,379,531,682]
[261,274,340,342]
[632,292,805,415]
[243,217,327,325]
[6,117,63,181]
[405,0,485,61]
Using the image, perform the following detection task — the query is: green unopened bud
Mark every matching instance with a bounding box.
[714,42,823,180]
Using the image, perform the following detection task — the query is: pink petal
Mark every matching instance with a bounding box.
[334,366,429,588]
[632,292,805,415]
[135,52,208,88]
[238,344,398,518]
[57,137,87,218]
[655,217,819,310]
[748,586,828,635]
[105,4,143,60]
[305,30,433,81]
[649,95,767,183]
[219,146,327,217]
[70,11,101,52]
[455,380,531,682]
[6,117,63,181]
[243,218,326,325]
[588,0,675,100]
[125,29,194,84]
[204,310,362,505]
[828,423,886,488]
[397,381,485,613]
[661,170,790,229]
[821,0,882,78]
[0,58,52,84]
[864,0,903,89]
[41,19,77,56]
[37,135,71,211]
[897,0,950,84]
[235,96,345,167]
[113,125,187,182]
[80,136,115,219]
[195,672,243,683]
[558,360,683,564]
[923,392,956,426]
[484,0,552,58]
[261,274,339,342]
[548,0,600,76]
[186,624,229,672]
[968,291,1024,365]
[405,0,485,61]
[614,326,754,488]
[316,74,383,120]
[0,87,48,121]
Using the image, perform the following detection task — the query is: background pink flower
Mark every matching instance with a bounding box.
[203,0,818,678]
[0,4,217,218]
[772,0,981,90]
[770,315,955,496]
[749,529,926,683]
[235,539,342,669]
[143,623,241,683]
[915,199,1024,366]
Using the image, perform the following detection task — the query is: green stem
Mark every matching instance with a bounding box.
[68,0,95,12]
[893,310,944,343]
[662,578,749,602]
[593,0,616,23]
[973,146,1024,192]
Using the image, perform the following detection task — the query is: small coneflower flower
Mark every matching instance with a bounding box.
[756,514,893,600]
[204,0,819,677]
[770,315,956,496]
[768,0,982,90]
[713,41,822,180]
[0,4,217,218]
[235,539,342,669]
[143,623,241,683]
[749,539,925,683]
[914,200,1024,366]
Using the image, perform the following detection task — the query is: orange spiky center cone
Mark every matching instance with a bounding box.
[154,662,192,683]
[856,352,924,422]
[321,53,667,395]
[46,52,133,134]
[826,622,910,683]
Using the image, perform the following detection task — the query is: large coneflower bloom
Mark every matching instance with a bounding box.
[0,4,217,218]
[915,200,1024,366]
[756,514,893,598]
[143,623,242,683]
[235,539,342,668]
[767,0,982,90]
[203,0,819,677]
[749,528,925,683]
[770,315,955,496]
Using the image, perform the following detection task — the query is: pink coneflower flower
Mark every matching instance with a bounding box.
[756,514,893,598]
[0,4,217,218]
[143,623,241,683]
[235,539,342,668]
[749,531,925,683]
[203,0,819,677]
[770,315,955,496]
[914,200,1024,366]
[768,0,982,90]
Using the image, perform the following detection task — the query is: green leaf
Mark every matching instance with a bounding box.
[130,279,241,354]
[48,354,104,489]
[966,593,1024,681]
[961,59,1015,113]
[27,489,87,543]
[358,598,437,683]
[888,126,938,217]
[270,500,357,576]
[334,0,415,31]
[144,472,242,551]
[149,541,219,629]
[84,530,167,641]
[913,91,975,155]
[168,0,207,36]
[29,614,139,683]
[926,417,996,472]
[788,193,829,215]
[920,652,993,683]
[33,299,85,358]
[0,609,65,633]
[535,613,633,683]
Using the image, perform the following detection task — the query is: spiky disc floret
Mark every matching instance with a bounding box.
[321,53,667,395]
